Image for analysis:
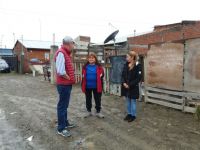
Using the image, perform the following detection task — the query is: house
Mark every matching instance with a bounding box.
[13,40,61,73]
[73,36,91,61]
[13,36,91,73]
[128,20,200,113]
[0,48,13,57]
[128,20,200,55]
[0,48,18,71]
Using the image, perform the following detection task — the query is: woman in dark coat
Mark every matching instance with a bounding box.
[121,51,142,122]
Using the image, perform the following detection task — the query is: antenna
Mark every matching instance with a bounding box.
[108,23,118,30]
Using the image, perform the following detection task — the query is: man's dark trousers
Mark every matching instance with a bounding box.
[57,85,72,132]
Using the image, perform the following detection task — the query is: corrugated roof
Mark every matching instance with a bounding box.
[0,48,13,56]
[91,36,128,46]
[17,39,86,50]
[18,40,61,49]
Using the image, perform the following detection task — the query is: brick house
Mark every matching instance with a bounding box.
[128,20,200,113]
[13,40,61,73]
[128,20,200,55]
[128,20,200,79]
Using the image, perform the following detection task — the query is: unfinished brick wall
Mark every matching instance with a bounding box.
[13,41,51,73]
[130,47,148,55]
[13,41,29,73]
[128,21,200,46]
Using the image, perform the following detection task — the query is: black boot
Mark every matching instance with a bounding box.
[128,116,136,122]
[124,114,131,121]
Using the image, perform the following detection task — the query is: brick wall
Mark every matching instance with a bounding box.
[128,21,200,47]
[130,47,149,55]
[13,41,50,73]
[13,41,29,73]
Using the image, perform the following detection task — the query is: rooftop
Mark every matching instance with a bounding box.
[16,39,88,50]
[17,40,61,50]
[0,48,13,56]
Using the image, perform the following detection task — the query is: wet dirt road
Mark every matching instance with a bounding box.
[0,74,200,150]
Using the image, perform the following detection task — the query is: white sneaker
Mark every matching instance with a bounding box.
[57,129,71,137]
[84,112,92,118]
[96,112,104,118]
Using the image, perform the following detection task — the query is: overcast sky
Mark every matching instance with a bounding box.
[0,0,199,48]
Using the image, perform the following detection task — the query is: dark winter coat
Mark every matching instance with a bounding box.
[121,62,142,99]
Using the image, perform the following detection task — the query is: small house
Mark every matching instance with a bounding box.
[13,40,60,73]
[128,20,200,113]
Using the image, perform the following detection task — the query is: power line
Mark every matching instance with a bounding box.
[0,7,156,25]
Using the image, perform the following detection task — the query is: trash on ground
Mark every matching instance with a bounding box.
[26,136,33,142]
[10,112,17,115]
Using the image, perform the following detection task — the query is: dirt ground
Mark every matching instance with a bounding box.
[0,74,200,150]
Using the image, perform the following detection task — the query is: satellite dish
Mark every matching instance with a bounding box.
[104,30,119,44]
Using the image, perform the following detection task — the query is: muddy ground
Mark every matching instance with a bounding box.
[0,73,200,150]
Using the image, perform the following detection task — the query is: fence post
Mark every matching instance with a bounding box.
[19,52,24,74]
[50,45,58,84]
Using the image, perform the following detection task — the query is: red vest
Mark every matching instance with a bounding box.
[81,64,104,93]
[54,46,75,85]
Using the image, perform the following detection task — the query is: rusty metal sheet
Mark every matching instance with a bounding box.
[146,43,184,91]
[184,38,200,93]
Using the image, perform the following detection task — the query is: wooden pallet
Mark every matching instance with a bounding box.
[145,86,200,113]
[75,73,82,84]
[109,83,121,96]
[103,81,110,94]
[145,86,184,110]
[183,92,200,113]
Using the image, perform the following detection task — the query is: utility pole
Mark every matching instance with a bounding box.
[13,33,15,45]
[0,35,4,48]
[20,35,24,74]
[39,19,42,41]
[53,33,55,45]
[50,45,58,84]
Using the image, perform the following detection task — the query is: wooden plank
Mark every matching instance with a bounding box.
[183,106,196,113]
[184,92,200,99]
[144,57,149,103]
[184,38,200,94]
[188,101,200,106]
[146,97,183,110]
[146,43,184,90]
[146,86,184,96]
[88,49,104,52]
[147,92,183,104]
[109,83,121,96]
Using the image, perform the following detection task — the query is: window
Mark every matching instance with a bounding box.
[44,53,49,60]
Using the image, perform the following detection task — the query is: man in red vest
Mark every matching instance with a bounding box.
[54,36,76,137]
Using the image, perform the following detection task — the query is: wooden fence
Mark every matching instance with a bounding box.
[144,39,200,113]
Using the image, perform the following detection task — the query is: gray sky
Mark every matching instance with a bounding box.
[0,0,199,48]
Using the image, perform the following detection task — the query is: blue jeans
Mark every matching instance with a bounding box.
[126,97,136,117]
[57,85,72,132]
